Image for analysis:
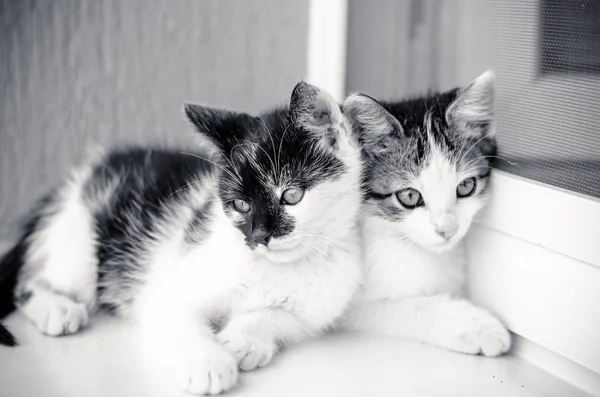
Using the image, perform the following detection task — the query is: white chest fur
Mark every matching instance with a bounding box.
[139,203,362,333]
[359,214,466,303]
[231,244,362,324]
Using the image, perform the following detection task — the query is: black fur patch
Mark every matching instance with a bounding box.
[187,88,346,247]
[221,107,344,243]
[83,148,216,312]
[13,289,32,305]
[0,324,16,346]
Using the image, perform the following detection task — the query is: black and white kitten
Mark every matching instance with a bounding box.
[0,82,363,394]
[341,71,511,357]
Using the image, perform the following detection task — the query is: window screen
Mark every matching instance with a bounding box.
[489,0,600,198]
[539,0,600,75]
[347,0,600,198]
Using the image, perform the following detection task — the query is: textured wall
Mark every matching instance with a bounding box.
[0,0,309,239]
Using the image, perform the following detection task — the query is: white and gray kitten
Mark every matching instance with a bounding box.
[0,82,363,394]
[341,71,511,357]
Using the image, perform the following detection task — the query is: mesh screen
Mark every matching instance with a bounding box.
[448,0,600,198]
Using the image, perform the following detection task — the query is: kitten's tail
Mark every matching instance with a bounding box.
[0,238,26,347]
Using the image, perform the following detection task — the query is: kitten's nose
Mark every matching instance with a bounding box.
[432,214,458,240]
[435,227,457,240]
[251,228,272,246]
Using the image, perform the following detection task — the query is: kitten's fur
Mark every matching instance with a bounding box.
[0,82,363,394]
[341,71,511,357]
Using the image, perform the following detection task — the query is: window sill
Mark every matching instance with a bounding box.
[0,313,594,397]
[467,170,600,392]
[474,170,600,268]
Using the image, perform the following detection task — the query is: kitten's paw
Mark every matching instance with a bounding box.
[33,294,89,336]
[174,345,238,395]
[472,320,511,357]
[448,308,511,357]
[218,328,276,371]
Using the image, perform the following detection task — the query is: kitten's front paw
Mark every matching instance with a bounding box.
[174,345,238,395]
[33,294,89,336]
[447,307,511,357]
[472,320,511,357]
[218,328,276,372]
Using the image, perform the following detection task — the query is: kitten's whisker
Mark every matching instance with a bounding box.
[459,131,496,160]
[256,116,280,178]
[488,156,520,168]
[460,165,494,176]
[234,140,278,181]
[180,152,242,183]
[302,233,360,252]
[300,239,333,262]
[301,233,340,246]
[210,145,241,179]
[461,154,521,171]
[169,177,222,199]
[277,124,293,183]
[305,221,356,227]
[169,180,204,198]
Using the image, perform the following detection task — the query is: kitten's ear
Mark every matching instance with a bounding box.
[184,103,255,152]
[343,93,404,152]
[445,70,495,139]
[289,82,345,149]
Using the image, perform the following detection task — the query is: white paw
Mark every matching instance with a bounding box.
[33,295,89,336]
[471,320,511,357]
[174,345,238,395]
[218,328,276,372]
[447,308,511,357]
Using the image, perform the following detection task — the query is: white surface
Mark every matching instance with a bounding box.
[306,0,348,102]
[476,171,600,268]
[512,335,600,397]
[0,313,592,397]
[467,171,600,375]
[467,225,600,374]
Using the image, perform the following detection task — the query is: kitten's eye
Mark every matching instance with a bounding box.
[457,177,477,198]
[396,188,423,209]
[232,199,250,213]
[282,187,305,205]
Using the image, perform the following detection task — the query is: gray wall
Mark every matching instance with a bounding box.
[346,0,448,99]
[0,0,309,240]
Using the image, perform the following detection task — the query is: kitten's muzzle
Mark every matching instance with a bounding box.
[432,213,458,240]
[250,227,272,247]
[435,228,457,240]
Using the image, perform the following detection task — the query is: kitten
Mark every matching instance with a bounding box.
[341,71,511,357]
[0,82,363,394]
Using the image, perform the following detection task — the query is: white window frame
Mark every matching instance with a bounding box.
[467,171,600,395]
[473,171,600,268]
[305,0,348,103]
